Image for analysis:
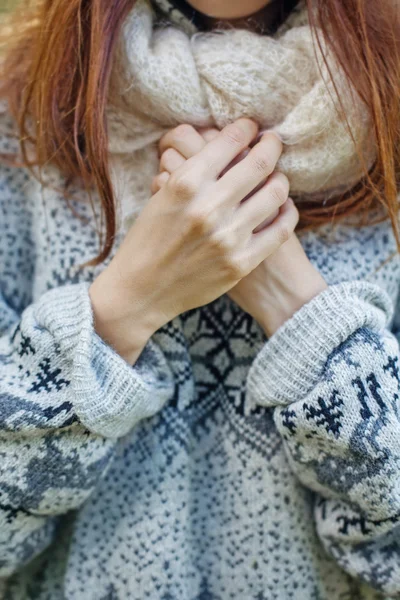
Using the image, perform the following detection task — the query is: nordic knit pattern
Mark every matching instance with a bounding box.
[0,105,400,600]
[0,3,400,599]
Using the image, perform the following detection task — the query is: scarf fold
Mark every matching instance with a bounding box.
[107,0,375,228]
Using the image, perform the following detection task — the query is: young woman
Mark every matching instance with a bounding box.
[0,0,400,598]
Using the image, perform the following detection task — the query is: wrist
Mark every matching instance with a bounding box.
[258,277,327,337]
[258,236,327,337]
[89,270,166,364]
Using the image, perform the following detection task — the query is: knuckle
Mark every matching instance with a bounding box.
[225,256,247,280]
[186,206,215,235]
[168,169,198,200]
[269,182,289,206]
[210,231,229,250]
[276,224,290,245]
[223,124,247,148]
[251,149,273,175]
[210,230,231,251]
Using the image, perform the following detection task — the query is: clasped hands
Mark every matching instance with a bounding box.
[153,120,327,337]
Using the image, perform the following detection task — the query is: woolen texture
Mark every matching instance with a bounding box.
[0,2,400,598]
[107,0,376,231]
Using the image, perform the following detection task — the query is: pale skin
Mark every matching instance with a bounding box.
[89,0,328,365]
[154,124,327,332]
[187,0,273,19]
[186,0,295,32]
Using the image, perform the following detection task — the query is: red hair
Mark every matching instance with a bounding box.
[0,0,400,263]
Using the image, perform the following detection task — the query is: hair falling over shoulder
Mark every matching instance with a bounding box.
[0,0,400,264]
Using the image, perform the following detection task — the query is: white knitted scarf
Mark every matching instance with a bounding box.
[106,0,375,228]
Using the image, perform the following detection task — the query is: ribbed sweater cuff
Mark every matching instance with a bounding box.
[33,283,174,438]
[246,281,393,410]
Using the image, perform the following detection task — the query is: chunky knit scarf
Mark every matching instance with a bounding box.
[107,0,375,228]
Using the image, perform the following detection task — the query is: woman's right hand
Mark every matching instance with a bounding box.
[89,118,298,363]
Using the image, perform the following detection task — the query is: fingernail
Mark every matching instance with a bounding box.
[260,129,283,142]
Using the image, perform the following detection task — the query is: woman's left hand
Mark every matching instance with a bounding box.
[154,125,328,337]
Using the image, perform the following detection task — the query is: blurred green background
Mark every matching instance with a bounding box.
[0,1,14,12]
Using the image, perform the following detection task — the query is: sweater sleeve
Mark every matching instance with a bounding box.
[246,281,400,596]
[0,143,174,576]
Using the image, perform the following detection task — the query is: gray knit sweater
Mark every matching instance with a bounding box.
[1,99,400,600]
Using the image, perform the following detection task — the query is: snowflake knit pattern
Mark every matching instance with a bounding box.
[1,2,400,599]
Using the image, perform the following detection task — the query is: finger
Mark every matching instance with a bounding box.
[253,209,279,234]
[160,148,186,174]
[151,171,170,195]
[159,124,207,158]
[221,148,250,177]
[233,172,289,233]
[198,127,220,143]
[189,118,259,180]
[249,198,299,265]
[199,129,250,177]
[216,132,283,205]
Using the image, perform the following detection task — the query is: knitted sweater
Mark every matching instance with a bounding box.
[1,92,400,600]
